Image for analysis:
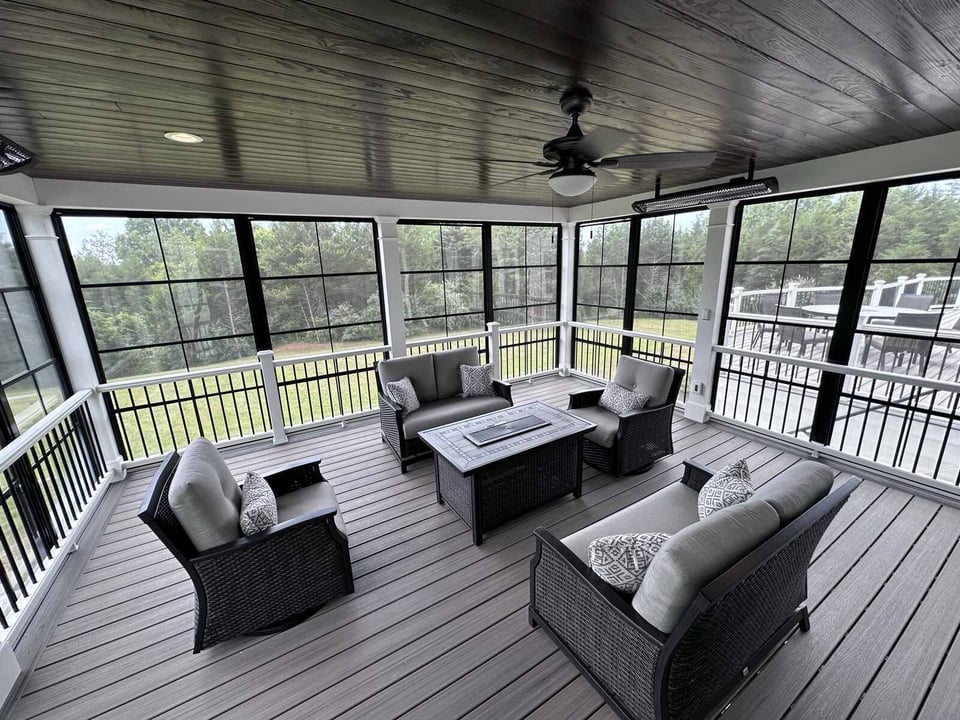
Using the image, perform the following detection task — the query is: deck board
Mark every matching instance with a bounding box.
[8,375,960,720]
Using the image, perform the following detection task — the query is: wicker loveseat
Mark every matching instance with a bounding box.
[139,439,353,653]
[375,347,512,472]
[568,357,684,477]
[529,459,861,720]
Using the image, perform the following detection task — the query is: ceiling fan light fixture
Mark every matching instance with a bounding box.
[632,176,779,214]
[0,135,35,174]
[548,169,596,197]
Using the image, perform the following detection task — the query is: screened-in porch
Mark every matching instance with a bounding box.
[2,2,960,718]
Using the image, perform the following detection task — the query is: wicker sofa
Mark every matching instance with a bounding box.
[568,356,685,477]
[375,347,512,472]
[529,459,861,720]
[138,439,353,653]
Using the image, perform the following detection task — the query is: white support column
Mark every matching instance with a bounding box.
[869,279,885,306]
[257,350,288,445]
[15,206,124,470]
[557,220,577,376]
[375,216,406,358]
[486,321,501,379]
[685,203,737,424]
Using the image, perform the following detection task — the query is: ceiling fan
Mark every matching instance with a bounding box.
[470,87,717,197]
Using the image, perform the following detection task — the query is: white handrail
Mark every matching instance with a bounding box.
[569,321,696,348]
[498,320,562,333]
[97,361,261,392]
[0,389,94,475]
[714,344,960,394]
[273,344,390,368]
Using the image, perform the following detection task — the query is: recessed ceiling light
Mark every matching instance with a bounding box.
[163,131,204,144]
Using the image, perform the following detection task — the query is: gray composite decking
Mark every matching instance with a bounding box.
[8,374,960,720]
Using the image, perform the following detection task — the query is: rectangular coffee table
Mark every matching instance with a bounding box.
[418,401,596,545]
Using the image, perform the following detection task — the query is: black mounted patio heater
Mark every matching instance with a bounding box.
[632,159,778,214]
[0,135,36,174]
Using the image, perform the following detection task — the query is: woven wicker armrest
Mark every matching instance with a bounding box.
[492,379,513,403]
[681,459,715,491]
[193,505,344,563]
[379,393,403,413]
[568,388,603,409]
[617,401,674,440]
[262,455,325,494]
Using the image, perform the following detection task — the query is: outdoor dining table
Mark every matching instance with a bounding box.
[802,304,941,365]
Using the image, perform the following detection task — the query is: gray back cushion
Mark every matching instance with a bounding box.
[168,438,242,552]
[613,357,675,407]
[633,499,780,633]
[754,460,834,525]
[378,354,438,403]
[433,347,481,399]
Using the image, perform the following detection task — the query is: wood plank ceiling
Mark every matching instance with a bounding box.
[1,0,960,206]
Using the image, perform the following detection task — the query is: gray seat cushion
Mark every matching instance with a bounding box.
[568,405,619,448]
[433,347,481,399]
[613,357,675,407]
[378,355,438,403]
[754,460,834,525]
[403,396,511,439]
[562,482,701,562]
[276,482,347,538]
[633,499,780,633]
[168,438,242,552]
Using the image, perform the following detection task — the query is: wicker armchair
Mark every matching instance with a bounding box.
[139,441,353,653]
[375,348,513,472]
[529,461,861,720]
[568,357,684,477]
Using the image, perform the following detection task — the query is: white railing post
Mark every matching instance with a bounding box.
[915,272,927,294]
[375,216,407,358]
[896,275,909,302]
[869,279,885,306]
[731,286,744,314]
[557,221,577,376]
[257,350,288,445]
[686,202,736,423]
[486,321,501,380]
[785,282,799,307]
[15,205,124,470]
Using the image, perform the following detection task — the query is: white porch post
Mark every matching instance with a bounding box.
[685,203,736,424]
[375,216,407,358]
[257,350,288,445]
[486,321,501,379]
[15,206,124,470]
[557,220,577,376]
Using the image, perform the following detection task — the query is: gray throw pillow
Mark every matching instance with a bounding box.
[588,532,670,593]
[385,376,420,414]
[239,471,278,536]
[598,381,649,416]
[460,363,495,397]
[697,458,753,520]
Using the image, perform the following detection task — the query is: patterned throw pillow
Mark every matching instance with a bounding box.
[385,376,420,414]
[697,458,754,520]
[460,363,495,398]
[239,471,277,536]
[588,532,671,593]
[598,382,649,416]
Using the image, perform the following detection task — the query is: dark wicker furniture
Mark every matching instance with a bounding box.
[529,461,861,720]
[375,348,513,473]
[139,450,354,653]
[569,359,685,477]
[419,402,595,545]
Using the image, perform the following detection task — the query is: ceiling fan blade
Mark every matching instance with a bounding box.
[450,157,556,167]
[598,151,718,170]
[576,127,630,160]
[490,168,556,187]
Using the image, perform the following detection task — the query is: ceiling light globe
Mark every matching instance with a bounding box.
[548,170,596,197]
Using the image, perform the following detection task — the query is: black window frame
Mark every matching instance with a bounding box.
[54,210,387,383]
[397,219,563,337]
[0,203,70,444]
